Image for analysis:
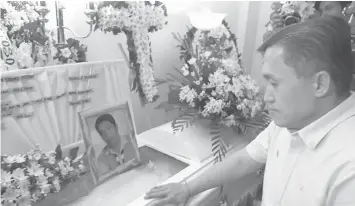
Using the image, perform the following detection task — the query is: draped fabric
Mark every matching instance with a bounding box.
[1,60,134,155]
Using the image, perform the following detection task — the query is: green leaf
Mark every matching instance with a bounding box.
[154,78,169,86]
[69,146,79,160]
[55,144,62,160]
[171,111,197,134]
[210,121,227,164]
[155,101,180,112]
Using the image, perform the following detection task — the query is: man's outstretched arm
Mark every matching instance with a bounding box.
[145,122,275,206]
[187,148,264,197]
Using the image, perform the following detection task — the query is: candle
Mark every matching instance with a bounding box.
[40,1,46,7]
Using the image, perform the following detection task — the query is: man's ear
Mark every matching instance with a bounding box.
[312,71,331,97]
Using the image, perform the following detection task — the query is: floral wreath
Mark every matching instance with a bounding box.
[92,1,168,104]
[264,1,352,41]
[177,20,241,67]
[0,1,87,70]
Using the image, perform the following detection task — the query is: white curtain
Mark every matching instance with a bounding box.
[1,60,134,155]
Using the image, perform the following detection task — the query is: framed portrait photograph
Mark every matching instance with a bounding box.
[78,102,141,185]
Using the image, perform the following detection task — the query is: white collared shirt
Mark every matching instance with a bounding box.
[246,92,355,206]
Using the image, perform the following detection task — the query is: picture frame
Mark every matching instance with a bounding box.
[351,34,355,52]
[78,102,141,185]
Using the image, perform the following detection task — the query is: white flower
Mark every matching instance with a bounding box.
[179,85,197,107]
[27,162,44,176]
[4,156,15,164]
[18,42,32,55]
[12,168,27,181]
[2,188,19,202]
[1,169,12,184]
[183,70,189,76]
[78,164,86,171]
[17,55,34,69]
[188,58,196,65]
[201,97,225,117]
[203,51,212,58]
[60,48,71,58]
[13,155,26,163]
[26,9,39,21]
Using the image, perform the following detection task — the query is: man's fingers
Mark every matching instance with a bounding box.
[147,186,168,194]
[145,189,169,199]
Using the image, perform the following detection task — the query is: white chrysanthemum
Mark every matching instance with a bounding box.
[12,168,27,181]
[201,97,225,117]
[1,170,12,184]
[222,58,242,77]
[207,68,230,89]
[208,24,230,39]
[60,48,71,58]
[179,85,197,107]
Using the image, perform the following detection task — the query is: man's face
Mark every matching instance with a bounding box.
[262,46,317,130]
[98,121,120,146]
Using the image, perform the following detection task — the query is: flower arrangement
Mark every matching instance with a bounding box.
[51,37,87,65]
[156,21,270,163]
[92,1,168,104]
[0,1,87,70]
[263,1,353,41]
[263,1,316,41]
[1,145,86,206]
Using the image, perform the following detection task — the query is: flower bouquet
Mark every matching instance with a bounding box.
[91,1,168,104]
[0,1,88,70]
[156,21,271,163]
[1,145,89,206]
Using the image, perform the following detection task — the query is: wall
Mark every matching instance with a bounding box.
[45,1,269,133]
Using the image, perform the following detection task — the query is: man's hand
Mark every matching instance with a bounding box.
[144,183,190,206]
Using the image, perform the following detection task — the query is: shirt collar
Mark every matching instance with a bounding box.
[295,91,355,149]
[103,136,127,156]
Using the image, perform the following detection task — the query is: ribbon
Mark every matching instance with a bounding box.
[0,27,18,71]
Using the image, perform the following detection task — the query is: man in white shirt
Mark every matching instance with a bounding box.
[145,15,355,206]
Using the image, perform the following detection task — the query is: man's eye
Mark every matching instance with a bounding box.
[269,82,278,87]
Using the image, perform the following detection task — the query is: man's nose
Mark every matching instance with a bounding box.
[263,85,275,104]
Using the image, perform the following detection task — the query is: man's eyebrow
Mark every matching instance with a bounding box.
[262,73,278,80]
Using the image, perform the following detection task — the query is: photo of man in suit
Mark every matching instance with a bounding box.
[94,113,137,176]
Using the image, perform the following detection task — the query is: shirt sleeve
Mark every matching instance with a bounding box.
[331,177,355,205]
[245,121,277,164]
[327,161,355,206]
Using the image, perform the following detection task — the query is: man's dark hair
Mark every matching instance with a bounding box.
[258,15,353,96]
[95,113,116,135]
